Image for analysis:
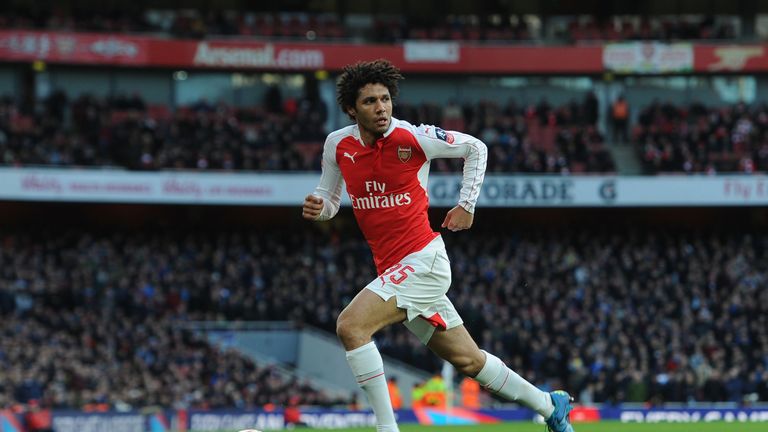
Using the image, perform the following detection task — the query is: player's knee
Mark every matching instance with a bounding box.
[336,312,364,346]
[335,313,351,339]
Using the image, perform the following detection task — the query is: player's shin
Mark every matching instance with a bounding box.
[345,341,399,432]
[473,350,555,418]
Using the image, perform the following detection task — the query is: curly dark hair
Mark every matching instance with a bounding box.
[336,59,404,120]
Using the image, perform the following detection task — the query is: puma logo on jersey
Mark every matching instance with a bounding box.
[343,152,358,163]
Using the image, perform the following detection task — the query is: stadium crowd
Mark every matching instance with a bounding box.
[0,229,349,410]
[16,89,768,176]
[1,226,766,408]
[558,15,738,43]
[0,91,328,171]
[0,10,742,43]
[0,92,615,174]
[634,101,768,174]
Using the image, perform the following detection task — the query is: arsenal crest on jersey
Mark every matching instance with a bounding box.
[397,146,412,163]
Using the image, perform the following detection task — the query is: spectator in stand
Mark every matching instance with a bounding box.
[421,375,447,408]
[584,92,599,127]
[611,95,629,144]
[460,376,481,408]
[387,377,402,410]
[283,395,307,428]
[264,84,284,114]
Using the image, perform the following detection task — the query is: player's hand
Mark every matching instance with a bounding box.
[441,205,473,232]
[302,194,324,220]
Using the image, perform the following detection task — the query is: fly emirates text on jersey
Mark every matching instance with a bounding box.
[349,181,413,210]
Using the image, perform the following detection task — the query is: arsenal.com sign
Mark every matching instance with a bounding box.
[193,42,324,69]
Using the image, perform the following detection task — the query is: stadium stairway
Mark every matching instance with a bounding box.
[607,141,644,174]
[188,321,432,407]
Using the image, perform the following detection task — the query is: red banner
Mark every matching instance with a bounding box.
[0,30,150,65]
[0,30,602,73]
[5,30,768,74]
[694,44,768,72]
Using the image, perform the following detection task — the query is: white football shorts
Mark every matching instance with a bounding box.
[364,235,463,345]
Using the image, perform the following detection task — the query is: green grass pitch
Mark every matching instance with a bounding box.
[238,422,767,432]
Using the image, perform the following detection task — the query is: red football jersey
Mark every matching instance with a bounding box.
[313,118,487,274]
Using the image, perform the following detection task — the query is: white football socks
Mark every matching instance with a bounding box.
[474,350,554,418]
[345,341,399,432]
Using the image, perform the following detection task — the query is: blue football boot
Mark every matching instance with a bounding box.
[545,390,575,432]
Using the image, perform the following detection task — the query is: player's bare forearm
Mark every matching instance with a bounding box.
[441,205,474,232]
[302,194,324,221]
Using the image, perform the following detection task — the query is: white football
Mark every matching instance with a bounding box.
[237,430,262,432]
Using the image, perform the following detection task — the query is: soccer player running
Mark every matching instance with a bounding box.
[302,59,575,432]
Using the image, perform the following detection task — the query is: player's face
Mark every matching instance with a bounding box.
[350,83,392,139]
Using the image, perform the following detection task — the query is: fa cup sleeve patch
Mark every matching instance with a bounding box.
[435,127,455,144]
